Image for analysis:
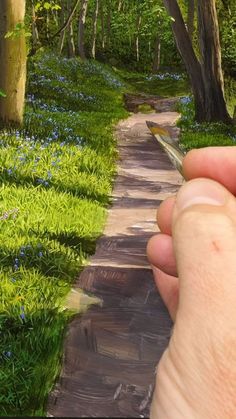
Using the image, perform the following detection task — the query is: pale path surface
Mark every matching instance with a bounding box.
[47,110,182,417]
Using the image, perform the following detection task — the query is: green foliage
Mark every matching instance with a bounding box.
[0,90,6,98]
[116,68,189,97]
[177,94,236,151]
[5,23,31,40]
[180,131,236,151]
[0,52,128,415]
[35,1,61,12]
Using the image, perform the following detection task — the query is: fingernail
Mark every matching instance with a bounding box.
[176,179,226,211]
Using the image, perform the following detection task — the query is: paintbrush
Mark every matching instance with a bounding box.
[146,121,185,177]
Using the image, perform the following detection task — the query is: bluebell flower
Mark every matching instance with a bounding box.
[3,351,12,358]
[38,251,43,258]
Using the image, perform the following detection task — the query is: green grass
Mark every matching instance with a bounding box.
[176,95,236,151]
[0,52,128,416]
[114,68,190,98]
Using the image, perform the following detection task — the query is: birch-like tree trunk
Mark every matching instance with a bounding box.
[67,21,75,57]
[100,1,105,49]
[59,0,66,54]
[0,0,27,127]
[152,35,161,72]
[91,0,99,59]
[31,0,40,50]
[135,15,142,62]
[78,0,89,59]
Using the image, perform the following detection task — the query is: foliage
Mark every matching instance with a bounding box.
[0,52,128,415]
[116,68,189,97]
[177,95,236,151]
[5,23,31,40]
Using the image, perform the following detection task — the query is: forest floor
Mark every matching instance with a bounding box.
[47,98,182,417]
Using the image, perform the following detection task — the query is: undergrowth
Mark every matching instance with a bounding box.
[0,53,128,416]
[177,96,236,151]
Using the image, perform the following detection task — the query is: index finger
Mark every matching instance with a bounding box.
[183,147,236,195]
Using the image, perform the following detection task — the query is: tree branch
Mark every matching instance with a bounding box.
[28,0,80,57]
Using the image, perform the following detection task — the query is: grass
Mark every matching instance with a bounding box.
[177,95,236,151]
[0,52,128,416]
[114,68,190,98]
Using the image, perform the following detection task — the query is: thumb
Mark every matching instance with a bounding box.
[173,178,236,325]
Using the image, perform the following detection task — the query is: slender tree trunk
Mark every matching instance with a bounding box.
[163,0,231,123]
[100,1,105,49]
[197,0,231,122]
[152,35,161,72]
[187,0,195,41]
[106,2,111,48]
[78,0,89,59]
[59,1,66,54]
[135,15,142,62]
[67,22,75,57]
[0,0,27,127]
[117,0,122,12]
[46,10,50,40]
[91,0,99,59]
[31,0,39,49]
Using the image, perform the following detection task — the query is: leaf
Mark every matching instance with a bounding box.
[0,89,6,98]
[43,2,51,10]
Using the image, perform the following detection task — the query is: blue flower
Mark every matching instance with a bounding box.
[38,251,43,258]
[3,351,12,358]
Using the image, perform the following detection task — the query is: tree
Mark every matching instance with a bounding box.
[78,0,89,59]
[163,0,232,123]
[187,0,195,41]
[0,0,27,127]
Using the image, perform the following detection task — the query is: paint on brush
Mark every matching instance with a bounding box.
[146,121,185,177]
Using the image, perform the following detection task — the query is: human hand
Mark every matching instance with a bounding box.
[147,147,236,418]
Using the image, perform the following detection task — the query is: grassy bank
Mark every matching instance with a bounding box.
[177,95,236,151]
[0,53,128,416]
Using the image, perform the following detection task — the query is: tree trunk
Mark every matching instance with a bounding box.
[187,0,195,41]
[152,35,161,72]
[135,15,142,62]
[78,0,89,59]
[100,1,105,49]
[106,2,111,48]
[117,0,122,12]
[31,0,40,50]
[0,0,27,127]
[59,1,66,54]
[67,0,75,57]
[197,0,231,122]
[163,0,231,123]
[163,0,205,120]
[91,0,99,59]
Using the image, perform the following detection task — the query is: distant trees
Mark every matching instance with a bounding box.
[0,0,27,127]
[163,0,232,123]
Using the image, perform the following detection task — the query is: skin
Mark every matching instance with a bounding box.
[147,147,236,418]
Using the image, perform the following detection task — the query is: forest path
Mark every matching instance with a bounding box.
[48,99,182,417]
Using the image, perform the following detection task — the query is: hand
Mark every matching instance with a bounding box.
[147,147,236,418]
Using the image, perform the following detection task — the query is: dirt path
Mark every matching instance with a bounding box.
[47,107,182,417]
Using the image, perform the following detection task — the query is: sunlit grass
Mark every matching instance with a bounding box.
[0,53,128,415]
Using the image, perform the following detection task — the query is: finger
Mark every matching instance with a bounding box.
[172,178,236,327]
[147,233,177,277]
[157,196,176,235]
[183,147,236,195]
[152,266,179,321]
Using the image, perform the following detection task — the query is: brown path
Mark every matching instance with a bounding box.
[47,110,182,417]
